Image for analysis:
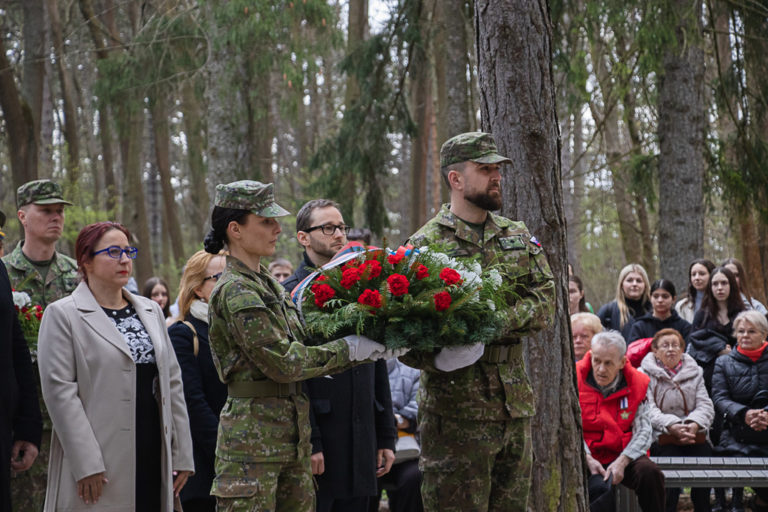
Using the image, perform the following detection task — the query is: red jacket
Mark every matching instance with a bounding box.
[576,352,650,464]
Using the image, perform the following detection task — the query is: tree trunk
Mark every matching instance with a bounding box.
[181,80,209,241]
[117,102,154,285]
[47,0,81,189]
[339,0,369,223]
[22,0,46,179]
[150,94,185,266]
[434,0,472,144]
[657,0,705,291]
[409,2,432,235]
[0,37,37,190]
[474,1,588,510]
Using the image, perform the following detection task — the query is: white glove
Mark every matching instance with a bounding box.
[434,343,485,372]
[344,335,387,361]
[375,347,410,360]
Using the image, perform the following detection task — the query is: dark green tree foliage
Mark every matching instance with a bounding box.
[204,0,339,116]
[711,3,768,221]
[310,0,421,235]
[93,5,206,117]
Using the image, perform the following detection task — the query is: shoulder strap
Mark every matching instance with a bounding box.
[181,320,199,357]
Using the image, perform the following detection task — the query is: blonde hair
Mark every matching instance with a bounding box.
[571,312,602,336]
[175,250,226,321]
[733,310,768,336]
[615,263,651,329]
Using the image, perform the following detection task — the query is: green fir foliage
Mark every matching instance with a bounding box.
[309,0,421,235]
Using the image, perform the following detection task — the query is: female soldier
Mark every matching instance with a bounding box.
[205,181,397,511]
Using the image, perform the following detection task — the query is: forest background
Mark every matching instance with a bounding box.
[3,0,767,509]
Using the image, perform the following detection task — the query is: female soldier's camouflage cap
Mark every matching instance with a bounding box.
[440,131,512,167]
[214,180,290,217]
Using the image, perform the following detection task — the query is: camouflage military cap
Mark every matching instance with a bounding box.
[214,180,290,217]
[440,131,511,167]
[16,179,73,208]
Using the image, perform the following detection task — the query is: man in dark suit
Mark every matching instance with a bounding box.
[0,251,43,512]
[283,199,397,512]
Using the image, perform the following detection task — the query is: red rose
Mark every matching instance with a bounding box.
[35,312,43,320]
[387,253,404,265]
[415,264,429,280]
[315,275,328,282]
[311,283,336,308]
[439,268,462,286]
[359,260,382,279]
[340,267,362,289]
[21,306,28,314]
[387,274,410,296]
[35,305,42,312]
[24,313,31,321]
[342,261,359,271]
[358,289,383,309]
[434,291,452,311]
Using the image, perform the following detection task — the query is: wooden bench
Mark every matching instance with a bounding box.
[615,456,768,511]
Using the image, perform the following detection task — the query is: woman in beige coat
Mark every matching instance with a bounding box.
[38,222,194,511]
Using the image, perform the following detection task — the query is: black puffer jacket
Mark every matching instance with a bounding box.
[687,328,731,394]
[627,310,692,345]
[597,298,651,342]
[712,348,768,456]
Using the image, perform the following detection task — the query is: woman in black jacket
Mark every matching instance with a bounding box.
[712,310,768,511]
[597,263,651,342]
[168,250,228,512]
[628,279,691,345]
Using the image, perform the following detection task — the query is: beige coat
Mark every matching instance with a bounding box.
[38,282,194,511]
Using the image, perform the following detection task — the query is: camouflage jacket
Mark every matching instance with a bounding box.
[403,204,555,421]
[3,241,78,348]
[208,256,352,473]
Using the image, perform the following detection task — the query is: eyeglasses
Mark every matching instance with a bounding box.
[304,224,351,236]
[736,329,763,337]
[203,272,223,282]
[92,246,138,259]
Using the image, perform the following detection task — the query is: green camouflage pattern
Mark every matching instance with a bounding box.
[208,256,353,501]
[4,242,77,512]
[440,132,512,168]
[214,459,314,512]
[419,415,531,511]
[214,181,290,217]
[15,179,72,208]
[404,204,555,421]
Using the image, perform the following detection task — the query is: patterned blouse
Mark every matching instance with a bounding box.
[102,304,156,364]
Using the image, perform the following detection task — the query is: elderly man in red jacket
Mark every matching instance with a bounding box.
[576,330,665,511]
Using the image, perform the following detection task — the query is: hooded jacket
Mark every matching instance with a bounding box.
[640,352,714,440]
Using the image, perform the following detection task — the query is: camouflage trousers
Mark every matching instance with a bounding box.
[419,414,531,512]
[215,459,314,512]
[11,430,49,512]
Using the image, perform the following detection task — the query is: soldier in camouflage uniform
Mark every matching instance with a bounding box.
[403,132,555,512]
[2,180,77,512]
[204,181,400,512]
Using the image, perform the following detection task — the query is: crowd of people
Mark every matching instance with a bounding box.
[1,132,556,512]
[571,260,768,512]
[4,129,766,512]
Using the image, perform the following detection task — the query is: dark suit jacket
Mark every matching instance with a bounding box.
[0,262,42,512]
[284,255,397,498]
[168,315,227,502]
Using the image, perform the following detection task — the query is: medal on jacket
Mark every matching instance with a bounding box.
[619,397,630,419]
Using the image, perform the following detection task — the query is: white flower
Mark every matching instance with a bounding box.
[486,299,496,311]
[12,291,31,309]
[486,269,503,289]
